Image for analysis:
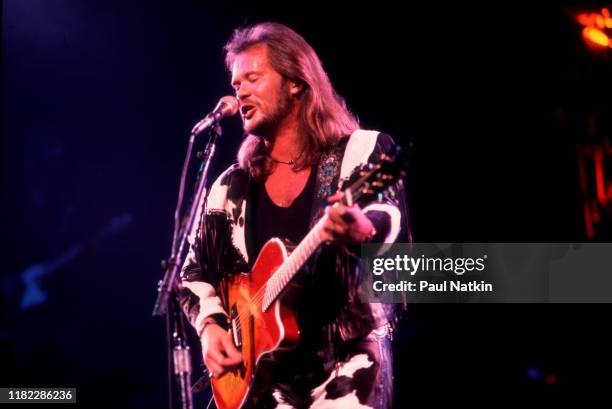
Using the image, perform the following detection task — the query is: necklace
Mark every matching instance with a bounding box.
[270,150,304,171]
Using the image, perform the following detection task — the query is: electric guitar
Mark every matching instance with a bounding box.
[211,146,408,409]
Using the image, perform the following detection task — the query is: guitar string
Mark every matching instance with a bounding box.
[231,170,384,332]
[231,180,371,326]
[230,155,400,330]
[231,185,372,332]
[230,162,389,330]
[232,216,325,330]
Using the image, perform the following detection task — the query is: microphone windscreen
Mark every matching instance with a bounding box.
[219,96,239,116]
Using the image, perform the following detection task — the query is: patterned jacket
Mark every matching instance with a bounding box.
[179,130,410,345]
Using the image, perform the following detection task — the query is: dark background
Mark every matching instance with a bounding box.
[2,0,611,406]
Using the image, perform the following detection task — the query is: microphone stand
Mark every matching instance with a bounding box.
[153,122,223,409]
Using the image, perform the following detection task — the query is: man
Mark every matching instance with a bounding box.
[180,22,409,408]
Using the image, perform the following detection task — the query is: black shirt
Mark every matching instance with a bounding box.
[251,167,317,258]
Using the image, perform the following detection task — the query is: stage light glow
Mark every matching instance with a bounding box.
[576,7,612,48]
[583,27,610,47]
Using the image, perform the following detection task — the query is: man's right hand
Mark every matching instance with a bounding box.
[201,323,243,378]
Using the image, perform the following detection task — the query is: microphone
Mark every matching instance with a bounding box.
[191,96,239,136]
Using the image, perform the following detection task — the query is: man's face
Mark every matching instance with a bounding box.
[231,44,292,138]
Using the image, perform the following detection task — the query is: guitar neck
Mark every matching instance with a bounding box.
[260,147,404,312]
[262,215,327,310]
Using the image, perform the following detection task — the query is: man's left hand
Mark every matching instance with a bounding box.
[321,192,375,244]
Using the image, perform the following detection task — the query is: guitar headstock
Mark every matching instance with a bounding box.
[342,144,410,206]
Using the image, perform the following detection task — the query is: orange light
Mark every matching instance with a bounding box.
[576,8,612,47]
[576,9,612,26]
[595,147,609,206]
[576,12,593,26]
[583,27,610,47]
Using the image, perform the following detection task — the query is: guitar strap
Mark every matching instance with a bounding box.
[308,129,381,228]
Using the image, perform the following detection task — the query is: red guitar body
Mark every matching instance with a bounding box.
[211,238,299,409]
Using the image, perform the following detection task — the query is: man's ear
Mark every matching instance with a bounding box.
[289,81,303,96]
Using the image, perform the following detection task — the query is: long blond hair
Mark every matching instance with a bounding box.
[224,22,359,181]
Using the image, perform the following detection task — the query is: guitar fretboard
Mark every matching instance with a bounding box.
[261,216,327,311]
